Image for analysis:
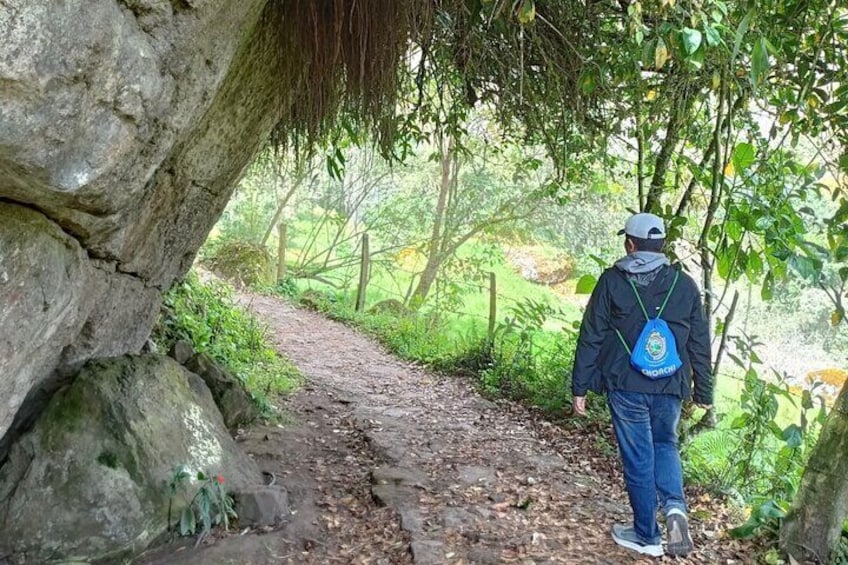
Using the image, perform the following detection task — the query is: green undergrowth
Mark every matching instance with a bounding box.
[202,240,272,288]
[289,287,581,415]
[154,271,301,415]
[681,362,828,544]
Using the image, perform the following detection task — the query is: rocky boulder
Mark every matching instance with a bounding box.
[185,352,260,431]
[0,0,283,448]
[0,204,159,457]
[0,354,262,563]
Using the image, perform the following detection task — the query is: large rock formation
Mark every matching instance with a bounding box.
[0,0,284,448]
[0,354,262,562]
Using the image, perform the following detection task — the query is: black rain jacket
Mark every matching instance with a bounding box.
[571,263,713,405]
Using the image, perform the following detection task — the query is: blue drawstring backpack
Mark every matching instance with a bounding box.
[615,270,682,379]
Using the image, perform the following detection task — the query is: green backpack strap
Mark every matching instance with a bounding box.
[614,267,680,356]
[657,268,680,317]
[615,328,633,355]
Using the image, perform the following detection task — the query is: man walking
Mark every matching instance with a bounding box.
[571,213,713,557]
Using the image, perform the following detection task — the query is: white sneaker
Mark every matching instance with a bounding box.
[611,524,664,557]
[666,509,694,556]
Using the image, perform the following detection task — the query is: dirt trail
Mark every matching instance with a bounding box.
[140,293,745,564]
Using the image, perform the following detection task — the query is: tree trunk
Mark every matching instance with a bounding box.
[781,381,848,563]
[260,176,300,247]
[276,221,287,283]
[635,100,646,212]
[410,135,455,305]
[699,69,728,321]
[644,85,693,213]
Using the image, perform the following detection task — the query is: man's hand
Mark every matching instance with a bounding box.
[573,396,586,416]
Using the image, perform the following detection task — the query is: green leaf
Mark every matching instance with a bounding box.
[704,25,722,46]
[199,494,212,532]
[578,71,597,95]
[730,414,749,429]
[517,0,535,24]
[731,10,753,63]
[825,98,848,115]
[761,271,774,300]
[839,152,848,174]
[747,251,763,277]
[681,28,703,55]
[717,250,732,279]
[726,220,742,241]
[754,215,775,231]
[730,500,786,538]
[788,254,819,281]
[180,507,196,536]
[729,517,759,539]
[575,274,598,294]
[756,500,787,520]
[783,424,803,448]
[764,549,781,565]
[751,37,770,86]
[655,37,670,70]
[727,352,746,368]
[801,389,813,410]
[732,143,756,172]
[687,45,705,70]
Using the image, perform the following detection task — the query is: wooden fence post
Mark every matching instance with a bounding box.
[488,271,497,339]
[355,233,370,312]
[276,222,287,283]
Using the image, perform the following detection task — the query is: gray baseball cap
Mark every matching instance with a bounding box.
[618,213,666,239]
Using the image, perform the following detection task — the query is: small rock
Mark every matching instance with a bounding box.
[398,506,424,533]
[457,465,496,486]
[472,397,498,411]
[371,466,427,487]
[441,507,477,530]
[410,540,445,565]
[526,454,565,472]
[473,505,493,520]
[468,546,501,564]
[462,530,481,543]
[168,340,196,365]
[234,486,290,527]
[371,484,416,508]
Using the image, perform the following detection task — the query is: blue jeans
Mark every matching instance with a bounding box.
[608,390,687,544]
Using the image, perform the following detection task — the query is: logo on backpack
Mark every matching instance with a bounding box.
[615,270,683,380]
[646,329,667,360]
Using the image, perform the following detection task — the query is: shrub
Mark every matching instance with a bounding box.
[682,359,827,541]
[153,272,301,413]
[205,240,272,288]
[478,326,576,413]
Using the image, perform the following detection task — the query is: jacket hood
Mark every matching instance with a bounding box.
[614,251,670,286]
